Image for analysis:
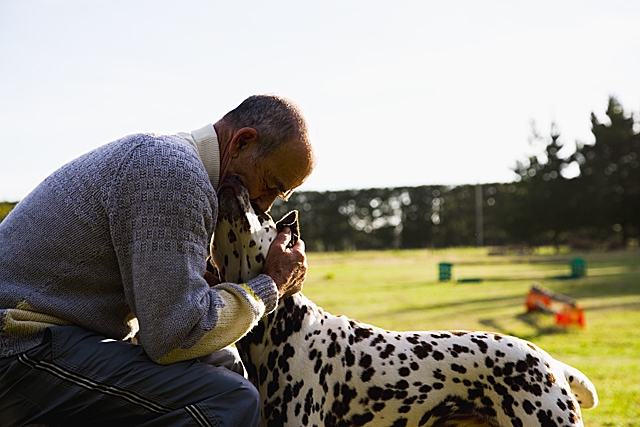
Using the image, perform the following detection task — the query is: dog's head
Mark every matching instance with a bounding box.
[209,175,299,283]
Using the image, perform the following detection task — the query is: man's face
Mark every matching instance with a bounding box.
[228,139,312,213]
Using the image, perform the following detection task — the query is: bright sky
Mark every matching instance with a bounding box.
[1,0,639,201]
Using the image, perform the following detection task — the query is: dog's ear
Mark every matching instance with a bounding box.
[205,255,223,285]
[275,210,300,249]
[205,256,219,275]
[217,175,252,229]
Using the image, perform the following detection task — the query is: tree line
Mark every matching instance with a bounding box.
[269,97,639,251]
[2,97,638,251]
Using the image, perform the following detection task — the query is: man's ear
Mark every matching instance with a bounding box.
[229,127,258,157]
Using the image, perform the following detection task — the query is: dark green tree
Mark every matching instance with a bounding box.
[509,123,579,248]
[399,186,437,248]
[572,97,640,245]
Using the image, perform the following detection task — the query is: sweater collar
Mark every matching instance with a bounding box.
[179,124,221,190]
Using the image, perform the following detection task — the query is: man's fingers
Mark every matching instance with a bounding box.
[274,226,292,248]
[264,228,307,299]
[292,236,305,252]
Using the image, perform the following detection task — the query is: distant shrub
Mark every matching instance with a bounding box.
[0,202,18,223]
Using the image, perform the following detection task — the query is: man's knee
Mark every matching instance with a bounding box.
[237,380,261,427]
[235,377,261,412]
[200,374,261,426]
[198,346,247,378]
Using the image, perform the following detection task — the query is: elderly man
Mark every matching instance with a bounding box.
[0,95,315,426]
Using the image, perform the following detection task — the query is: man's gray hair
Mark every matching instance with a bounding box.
[222,95,310,159]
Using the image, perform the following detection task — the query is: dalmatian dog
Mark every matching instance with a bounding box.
[210,177,598,427]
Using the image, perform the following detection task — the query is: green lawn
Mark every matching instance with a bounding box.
[301,247,640,427]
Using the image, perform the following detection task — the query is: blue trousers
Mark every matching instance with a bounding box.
[0,326,260,427]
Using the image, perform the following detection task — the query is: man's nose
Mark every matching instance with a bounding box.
[254,193,278,213]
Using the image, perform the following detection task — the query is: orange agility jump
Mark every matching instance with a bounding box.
[525,285,586,328]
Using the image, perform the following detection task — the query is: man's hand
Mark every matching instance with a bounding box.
[263,227,307,299]
[204,270,221,287]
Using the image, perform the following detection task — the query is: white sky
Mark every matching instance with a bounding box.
[1,0,639,201]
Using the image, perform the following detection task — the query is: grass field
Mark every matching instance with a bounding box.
[300,247,640,427]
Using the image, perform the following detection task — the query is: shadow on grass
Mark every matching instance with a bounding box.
[479,312,570,340]
[582,297,640,311]
[371,295,525,317]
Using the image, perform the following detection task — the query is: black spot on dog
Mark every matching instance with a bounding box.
[361,368,375,382]
[351,412,374,426]
[398,367,411,377]
[536,409,559,427]
[451,363,467,374]
[353,327,372,343]
[380,344,395,359]
[359,353,372,369]
[373,402,386,412]
[411,342,433,360]
[471,337,489,354]
[432,350,445,361]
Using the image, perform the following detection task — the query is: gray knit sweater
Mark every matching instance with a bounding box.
[0,132,278,364]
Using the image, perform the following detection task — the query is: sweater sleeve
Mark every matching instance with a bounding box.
[109,136,278,364]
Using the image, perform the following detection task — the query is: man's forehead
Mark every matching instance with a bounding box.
[266,141,313,189]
